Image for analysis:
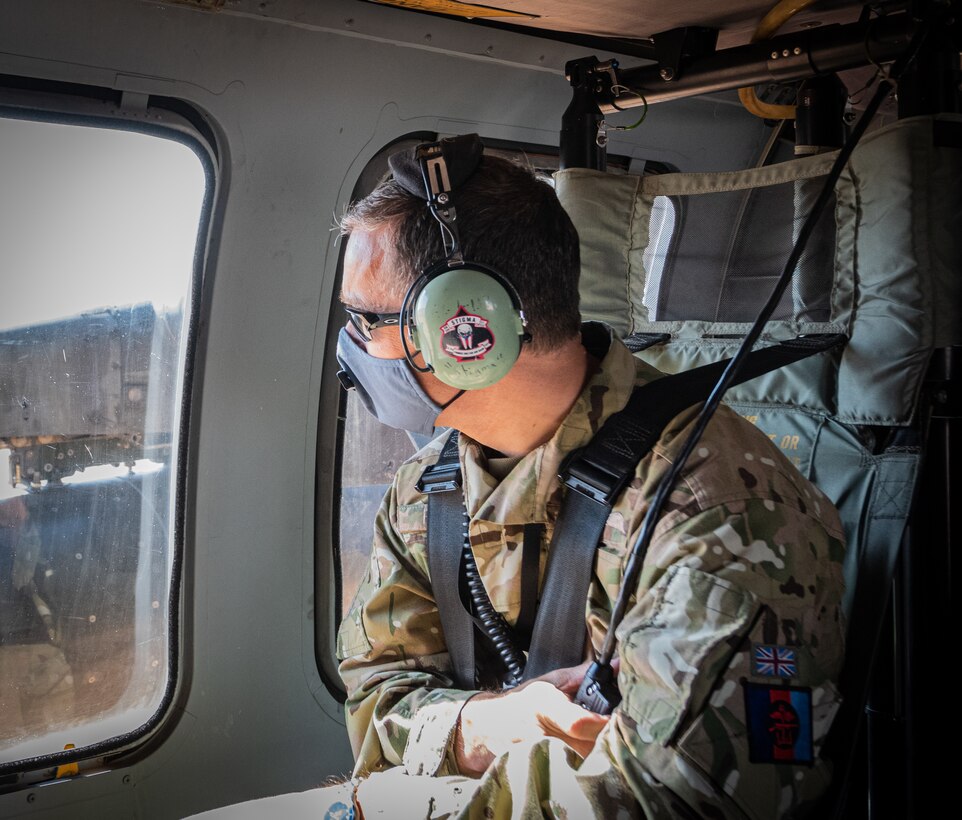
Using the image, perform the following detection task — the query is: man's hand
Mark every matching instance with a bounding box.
[454,661,616,776]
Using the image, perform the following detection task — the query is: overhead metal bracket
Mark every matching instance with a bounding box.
[560,56,606,170]
[650,26,719,82]
[557,10,918,117]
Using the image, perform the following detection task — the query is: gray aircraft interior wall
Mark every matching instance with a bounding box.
[0,1,772,817]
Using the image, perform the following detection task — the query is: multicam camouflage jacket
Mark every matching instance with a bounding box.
[337,326,846,819]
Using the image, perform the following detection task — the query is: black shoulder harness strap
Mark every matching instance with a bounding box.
[423,334,845,687]
[419,432,476,688]
[420,431,543,689]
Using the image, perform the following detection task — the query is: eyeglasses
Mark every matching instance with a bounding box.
[344,306,401,341]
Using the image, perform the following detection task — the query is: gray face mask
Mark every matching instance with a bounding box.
[335,327,461,437]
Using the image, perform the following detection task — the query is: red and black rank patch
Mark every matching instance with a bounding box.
[743,682,814,764]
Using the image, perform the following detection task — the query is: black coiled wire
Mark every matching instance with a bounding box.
[461,508,527,685]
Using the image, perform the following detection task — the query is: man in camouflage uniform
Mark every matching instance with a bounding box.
[332,141,846,819]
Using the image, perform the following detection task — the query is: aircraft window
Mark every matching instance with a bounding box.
[0,114,206,767]
[337,392,420,618]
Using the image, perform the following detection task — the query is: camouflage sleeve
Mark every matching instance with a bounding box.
[417,497,845,820]
[336,480,475,779]
[604,497,846,819]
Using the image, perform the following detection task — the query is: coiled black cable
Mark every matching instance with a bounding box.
[461,507,527,684]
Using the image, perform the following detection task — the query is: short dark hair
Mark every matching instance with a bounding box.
[340,154,582,352]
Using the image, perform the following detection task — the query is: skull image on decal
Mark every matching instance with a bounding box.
[439,306,495,362]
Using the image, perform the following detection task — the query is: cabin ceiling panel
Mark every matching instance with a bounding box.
[356,0,864,47]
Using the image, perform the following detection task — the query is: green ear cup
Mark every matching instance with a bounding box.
[413,265,524,390]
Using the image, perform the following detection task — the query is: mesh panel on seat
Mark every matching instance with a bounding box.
[649,178,836,324]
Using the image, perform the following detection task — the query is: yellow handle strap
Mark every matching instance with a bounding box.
[739,0,818,120]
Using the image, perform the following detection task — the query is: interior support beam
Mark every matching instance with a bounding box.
[599,12,916,111]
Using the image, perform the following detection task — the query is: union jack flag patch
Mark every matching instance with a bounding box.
[753,644,798,678]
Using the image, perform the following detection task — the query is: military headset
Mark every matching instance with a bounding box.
[388,135,528,391]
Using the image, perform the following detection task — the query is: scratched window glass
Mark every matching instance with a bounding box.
[0,116,205,765]
[338,390,421,619]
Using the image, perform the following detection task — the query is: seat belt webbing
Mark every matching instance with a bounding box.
[422,431,477,689]
[565,334,846,507]
[515,523,543,645]
[525,333,846,680]
[523,489,610,677]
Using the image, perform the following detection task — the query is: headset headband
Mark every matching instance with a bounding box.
[388,134,484,265]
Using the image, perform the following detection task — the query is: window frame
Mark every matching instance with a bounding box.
[312,135,650,700]
[313,132,437,704]
[0,77,219,781]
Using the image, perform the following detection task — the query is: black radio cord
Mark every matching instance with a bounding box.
[577,22,931,714]
[461,507,527,685]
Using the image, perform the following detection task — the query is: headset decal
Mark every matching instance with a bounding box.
[439,306,495,362]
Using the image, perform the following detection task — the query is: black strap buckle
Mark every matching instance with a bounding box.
[416,431,462,494]
[416,465,462,494]
[560,446,632,506]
